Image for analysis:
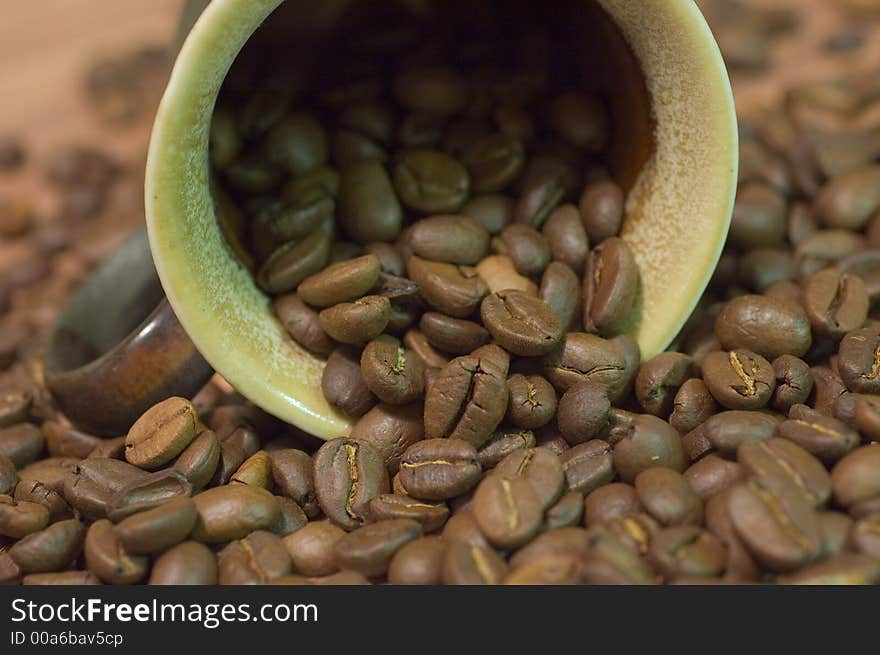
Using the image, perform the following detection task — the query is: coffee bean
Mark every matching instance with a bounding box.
[387,535,446,584]
[8,518,85,573]
[271,496,308,536]
[318,296,390,344]
[727,479,822,572]
[505,374,557,430]
[702,349,776,410]
[578,180,623,244]
[818,510,853,557]
[442,541,508,584]
[560,440,614,495]
[831,445,880,508]
[498,224,551,277]
[0,391,31,429]
[540,204,590,275]
[282,520,344,577]
[683,454,744,501]
[407,215,489,265]
[779,552,880,585]
[635,467,703,526]
[539,261,581,331]
[803,268,869,340]
[125,397,198,469]
[715,294,812,359]
[776,404,859,462]
[313,438,389,530]
[478,429,535,469]
[22,571,101,585]
[190,484,279,543]
[106,469,192,522]
[0,495,49,539]
[729,182,787,249]
[367,494,449,532]
[670,379,718,434]
[273,292,335,356]
[42,421,102,459]
[336,161,402,244]
[771,355,814,412]
[394,150,469,214]
[480,290,563,356]
[149,541,217,585]
[403,329,449,369]
[0,454,17,495]
[704,490,761,582]
[581,526,657,584]
[476,254,538,295]
[612,415,686,483]
[557,381,611,445]
[648,526,726,580]
[702,410,780,456]
[0,423,44,468]
[349,402,424,474]
[84,518,148,584]
[514,173,565,228]
[407,256,488,318]
[423,345,509,446]
[850,514,880,559]
[543,332,628,401]
[334,518,422,577]
[399,438,481,500]
[297,254,381,308]
[544,490,586,530]
[583,483,642,527]
[418,313,490,356]
[393,66,468,116]
[635,353,693,417]
[583,237,639,336]
[472,475,542,549]
[218,530,291,584]
[172,429,220,491]
[460,133,525,194]
[855,394,880,441]
[257,230,331,294]
[737,248,796,293]
[321,346,377,418]
[838,328,880,394]
[494,447,565,512]
[815,165,880,230]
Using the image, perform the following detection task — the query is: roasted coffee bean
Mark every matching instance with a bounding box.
[815,165,880,230]
[359,336,425,405]
[542,204,589,274]
[271,496,308,536]
[218,530,291,585]
[778,404,859,462]
[544,490,586,530]
[462,194,513,234]
[403,329,449,369]
[583,483,642,527]
[0,495,49,539]
[106,469,192,522]
[505,374,556,430]
[394,150,469,214]
[84,518,148,584]
[349,402,424,474]
[407,256,488,318]
[838,328,880,394]
[498,224,551,277]
[321,346,376,418]
[419,313,489,356]
[855,395,880,441]
[297,254,381,308]
[729,182,787,249]
[581,527,657,584]
[22,571,100,585]
[190,484,279,543]
[0,454,17,495]
[727,479,823,572]
[125,397,198,469]
[683,454,744,501]
[313,438,389,529]
[818,511,853,557]
[273,293,335,356]
[715,294,812,360]
[0,423,44,468]
[318,295,390,344]
[461,133,525,193]
[494,447,565,511]
[702,349,776,410]
[543,332,628,401]
[472,475,542,549]
[364,242,404,277]
[0,391,31,429]
[337,161,402,244]
[393,66,468,116]
[514,173,565,228]
[612,415,686,483]
[831,445,880,508]
[368,494,449,532]
[539,261,581,331]
[634,467,703,526]
[481,290,562,356]
[407,215,489,265]
[442,541,508,584]
[388,535,447,585]
[41,421,102,459]
[148,540,218,585]
[230,449,271,488]
[557,381,611,445]
[803,268,869,340]
[86,434,124,460]
[476,254,538,295]
[635,353,693,417]
[737,248,796,293]
[560,440,614,495]
[549,91,607,151]
[14,480,72,524]
[670,379,718,434]
[8,518,85,573]
[257,230,331,294]
[478,429,535,469]
[772,355,813,413]
[796,229,867,277]
[579,180,623,244]
[849,514,880,559]
[334,518,422,578]
[172,429,221,491]
[583,237,639,336]
[648,526,726,580]
[779,552,880,585]
[269,449,318,518]
[702,410,780,456]
[423,345,509,446]
[283,521,344,577]
[399,438,481,500]
[812,365,848,417]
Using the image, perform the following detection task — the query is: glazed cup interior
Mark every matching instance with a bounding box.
[146,0,738,439]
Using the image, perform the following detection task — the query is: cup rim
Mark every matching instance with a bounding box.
[146,0,737,440]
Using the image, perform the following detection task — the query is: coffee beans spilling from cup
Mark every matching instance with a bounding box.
[3,2,880,585]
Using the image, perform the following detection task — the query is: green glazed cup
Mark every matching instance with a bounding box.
[146,0,738,439]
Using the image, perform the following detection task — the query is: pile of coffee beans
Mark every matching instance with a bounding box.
[2,1,880,585]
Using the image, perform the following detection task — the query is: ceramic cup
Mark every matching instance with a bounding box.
[146,0,738,439]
